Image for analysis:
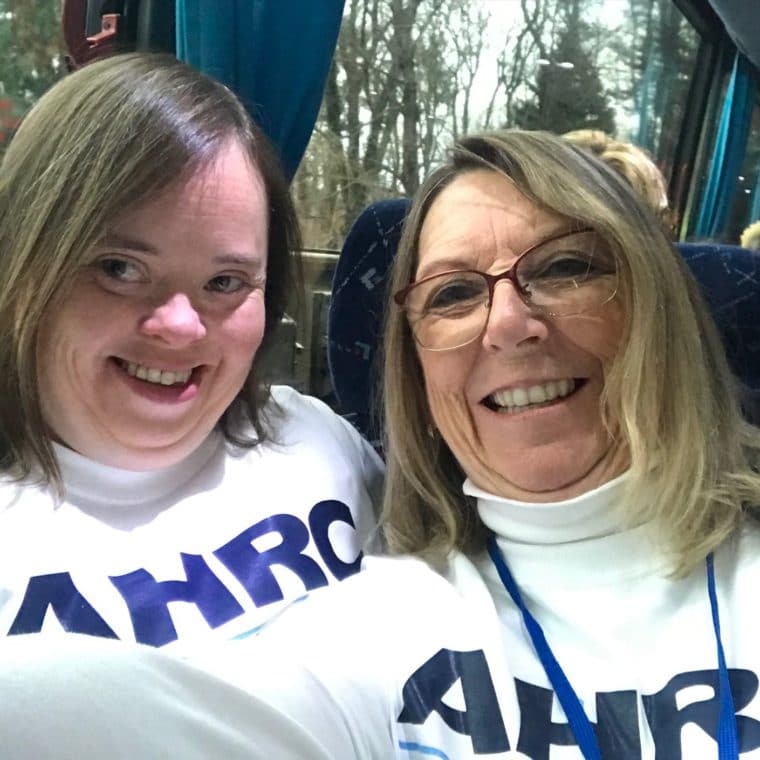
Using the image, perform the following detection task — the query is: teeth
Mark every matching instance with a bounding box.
[121,361,192,386]
[527,385,546,404]
[489,379,576,411]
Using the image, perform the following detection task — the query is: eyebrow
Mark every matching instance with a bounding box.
[415,226,579,280]
[415,254,476,280]
[100,234,158,255]
[99,235,263,267]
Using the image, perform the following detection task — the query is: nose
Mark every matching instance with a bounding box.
[140,292,206,346]
[481,279,548,351]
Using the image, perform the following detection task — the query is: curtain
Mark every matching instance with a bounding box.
[694,52,753,239]
[176,0,345,180]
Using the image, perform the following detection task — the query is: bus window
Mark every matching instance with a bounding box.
[0,3,66,155]
[724,96,760,244]
[291,0,705,401]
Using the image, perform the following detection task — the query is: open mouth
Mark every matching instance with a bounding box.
[482,378,586,414]
[112,358,200,387]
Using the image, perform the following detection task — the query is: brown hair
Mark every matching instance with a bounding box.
[0,53,301,490]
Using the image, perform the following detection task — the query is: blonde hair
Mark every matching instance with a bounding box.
[741,220,760,250]
[563,129,671,225]
[0,53,301,491]
[382,129,760,576]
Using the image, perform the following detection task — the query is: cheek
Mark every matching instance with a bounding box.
[560,302,625,364]
[418,350,478,440]
[418,349,473,396]
[223,293,267,360]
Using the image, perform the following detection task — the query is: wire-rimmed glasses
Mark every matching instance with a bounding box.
[394,228,618,351]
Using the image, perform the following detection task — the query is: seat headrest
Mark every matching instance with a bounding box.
[328,199,410,444]
[328,201,760,441]
[678,242,760,401]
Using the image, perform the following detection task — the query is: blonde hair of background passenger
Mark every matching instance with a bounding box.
[741,220,760,250]
[563,128,672,227]
[381,129,760,577]
[0,53,301,493]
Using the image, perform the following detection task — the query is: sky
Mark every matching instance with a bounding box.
[466,0,632,129]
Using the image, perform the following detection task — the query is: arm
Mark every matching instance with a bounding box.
[0,634,373,760]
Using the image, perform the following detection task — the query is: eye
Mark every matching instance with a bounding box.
[536,253,599,279]
[206,274,247,294]
[95,257,145,284]
[524,250,615,288]
[425,275,485,312]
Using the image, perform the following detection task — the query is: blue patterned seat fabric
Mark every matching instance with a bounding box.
[328,199,411,447]
[328,200,760,443]
[678,243,760,422]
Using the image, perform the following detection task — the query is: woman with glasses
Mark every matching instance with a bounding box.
[4,129,760,759]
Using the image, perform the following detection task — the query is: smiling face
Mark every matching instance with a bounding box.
[37,140,268,470]
[414,169,629,501]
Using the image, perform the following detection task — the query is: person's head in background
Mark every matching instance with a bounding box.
[0,53,300,488]
[740,220,760,250]
[563,128,674,232]
[384,129,758,577]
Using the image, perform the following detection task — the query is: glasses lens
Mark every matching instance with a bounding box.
[516,231,617,316]
[405,271,489,349]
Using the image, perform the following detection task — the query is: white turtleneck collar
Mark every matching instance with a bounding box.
[53,431,222,513]
[465,473,670,586]
[465,473,630,546]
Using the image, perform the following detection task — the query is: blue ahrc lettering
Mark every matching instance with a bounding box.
[214,513,329,606]
[110,553,245,647]
[398,648,511,754]
[8,572,117,638]
[515,679,640,760]
[309,499,362,580]
[642,668,760,758]
[10,501,359,642]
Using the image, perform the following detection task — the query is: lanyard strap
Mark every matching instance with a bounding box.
[487,536,738,759]
[707,552,739,759]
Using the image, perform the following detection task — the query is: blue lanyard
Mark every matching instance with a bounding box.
[487,536,738,759]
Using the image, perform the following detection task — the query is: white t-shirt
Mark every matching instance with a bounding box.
[0,385,383,652]
[3,475,760,759]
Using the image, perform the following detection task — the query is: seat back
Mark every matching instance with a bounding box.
[328,201,760,441]
[328,199,410,445]
[677,242,760,420]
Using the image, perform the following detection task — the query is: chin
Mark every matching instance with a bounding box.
[502,476,600,503]
[77,435,203,471]
[487,447,623,502]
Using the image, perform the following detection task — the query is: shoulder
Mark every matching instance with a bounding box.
[251,553,480,654]
[260,385,383,471]
[0,476,50,515]
[731,517,760,568]
[714,518,760,600]
[264,385,354,436]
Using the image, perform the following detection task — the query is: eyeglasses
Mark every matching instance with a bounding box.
[394,228,618,351]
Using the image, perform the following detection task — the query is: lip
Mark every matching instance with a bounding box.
[109,357,203,403]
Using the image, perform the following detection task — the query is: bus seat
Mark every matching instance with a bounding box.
[678,242,760,420]
[328,201,760,442]
[328,199,410,446]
